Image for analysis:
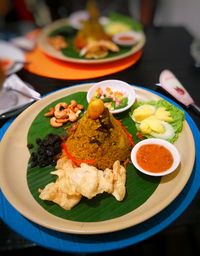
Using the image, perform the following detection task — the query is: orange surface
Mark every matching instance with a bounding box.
[25,47,143,80]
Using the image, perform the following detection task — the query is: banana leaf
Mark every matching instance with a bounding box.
[27,92,160,222]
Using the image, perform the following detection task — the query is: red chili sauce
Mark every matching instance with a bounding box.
[136,144,174,173]
[118,36,135,42]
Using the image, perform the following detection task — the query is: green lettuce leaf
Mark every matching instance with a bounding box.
[130,99,185,143]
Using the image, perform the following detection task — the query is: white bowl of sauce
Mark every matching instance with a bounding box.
[112,31,143,46]
[131,138,181,176]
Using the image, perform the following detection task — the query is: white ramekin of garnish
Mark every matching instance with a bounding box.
[131,138,181,176]
[87,79,136,114]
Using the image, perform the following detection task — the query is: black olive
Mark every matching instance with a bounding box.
[28,133,62,168]
[27,143,34,149]
[46,148,54,156]
[36,138,42,145]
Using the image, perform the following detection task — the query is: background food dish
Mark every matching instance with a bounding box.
[0,84,195,235]
[37,18,145,64]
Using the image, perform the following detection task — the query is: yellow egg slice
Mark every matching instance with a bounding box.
[150,121,175,140]
[155,107,173,122]
[139,116,165,134]
[132,105,156,122]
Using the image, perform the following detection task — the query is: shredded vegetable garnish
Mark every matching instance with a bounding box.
[93,87,128,111]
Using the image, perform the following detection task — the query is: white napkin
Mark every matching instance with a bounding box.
[0,74,41,116]
[10,36,36,51]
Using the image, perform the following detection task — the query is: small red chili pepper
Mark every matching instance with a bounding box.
[136,132,145,141]
[115,119,135,146]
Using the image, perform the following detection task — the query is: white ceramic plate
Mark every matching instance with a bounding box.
[0,84,195,234]
[0,40,25,75]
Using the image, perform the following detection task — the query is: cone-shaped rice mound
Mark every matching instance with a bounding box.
[65,101,131,170]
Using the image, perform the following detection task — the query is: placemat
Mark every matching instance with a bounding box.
[25,48,142,80]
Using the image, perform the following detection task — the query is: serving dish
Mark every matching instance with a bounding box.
[87,79,136,113]
[112,31,143,46]
[131,138,181,176]
[0,84,195,234]
[37,18,145,64]
[68,10,108,30]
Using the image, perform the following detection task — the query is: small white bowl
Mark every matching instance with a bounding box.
[112,31,143,46]
[68,10,89,30]
[131,138,181,176]
[68,10,109,30]
[87,79,136,114]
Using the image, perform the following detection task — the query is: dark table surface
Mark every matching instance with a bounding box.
[0,25,200,255]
